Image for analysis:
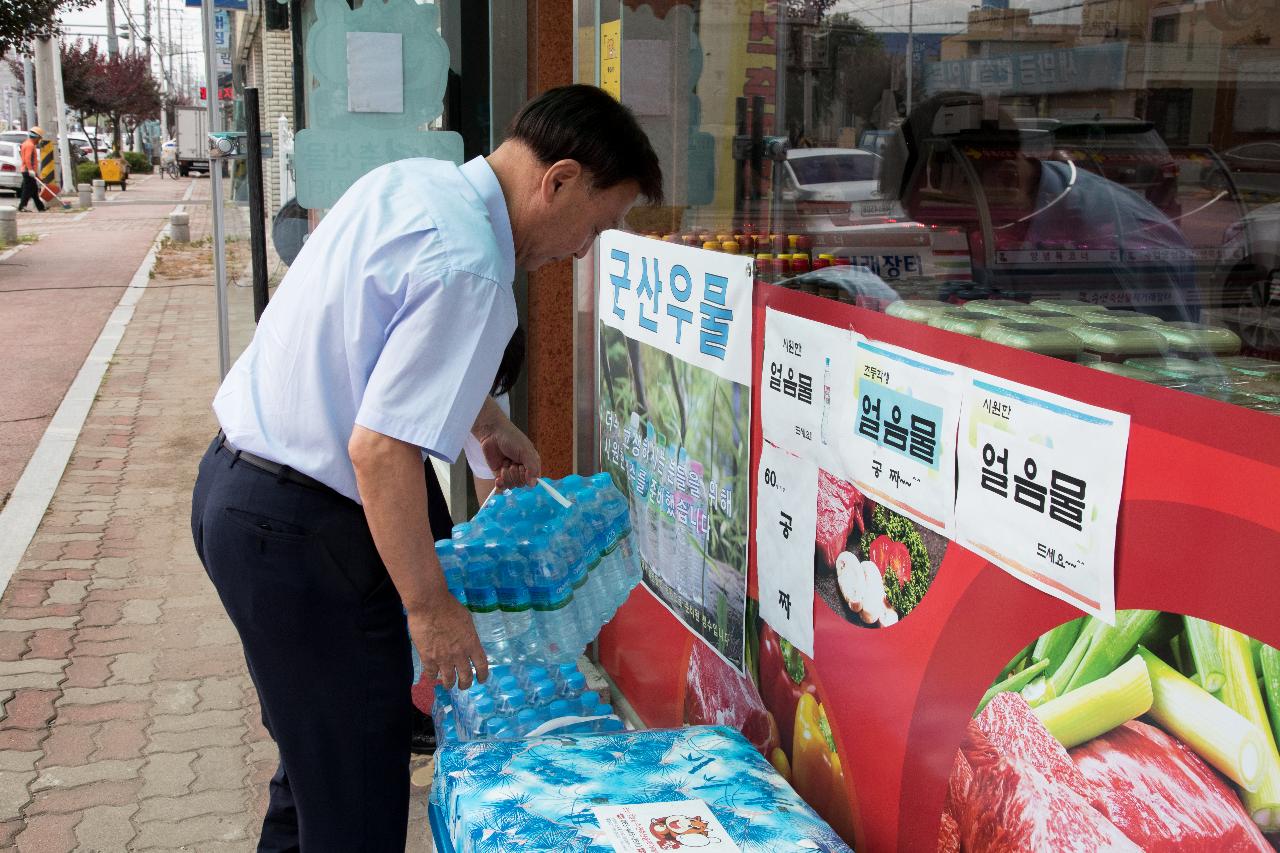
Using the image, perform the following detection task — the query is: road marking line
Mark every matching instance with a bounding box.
[0,191,191,596]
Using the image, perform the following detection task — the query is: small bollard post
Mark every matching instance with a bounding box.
[92,179,106,202]
[78,184,92,208]
[169,212,190,243]
[0,207,17,245]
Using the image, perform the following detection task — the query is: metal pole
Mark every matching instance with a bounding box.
[905,0,914,116]
[245,88,269,322]
[203,0,231,378]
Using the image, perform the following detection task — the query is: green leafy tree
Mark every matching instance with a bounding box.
[0,0,95,59]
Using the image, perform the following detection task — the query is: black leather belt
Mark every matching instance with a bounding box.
[216,431,330,492]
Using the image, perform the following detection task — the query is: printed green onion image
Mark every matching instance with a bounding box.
[940,612,1280,852]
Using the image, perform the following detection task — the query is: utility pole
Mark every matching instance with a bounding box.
[905,0,915,116]
[203,0,232,377]
[51,38,74,191]
[33,39,56,135]
[21,57,35,128]
[106,0,120,56]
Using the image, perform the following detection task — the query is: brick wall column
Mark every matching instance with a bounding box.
[524,0,576,477]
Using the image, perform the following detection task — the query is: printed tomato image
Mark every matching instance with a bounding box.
[942,610,1280,851]
[813,469,945,629]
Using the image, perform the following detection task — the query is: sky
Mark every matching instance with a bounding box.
[58,0,210,92]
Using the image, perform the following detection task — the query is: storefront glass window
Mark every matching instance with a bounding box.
[576,0,1280,416]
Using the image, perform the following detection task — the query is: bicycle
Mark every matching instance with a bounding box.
[160,159,180,180]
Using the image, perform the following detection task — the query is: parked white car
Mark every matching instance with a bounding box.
[0,141,23,195]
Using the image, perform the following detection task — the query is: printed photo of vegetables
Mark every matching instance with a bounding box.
[941,611,1280,852]
[813,468,945,628]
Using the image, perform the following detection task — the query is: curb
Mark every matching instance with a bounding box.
[0,181,198,596]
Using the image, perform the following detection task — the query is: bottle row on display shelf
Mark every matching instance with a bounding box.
[431,662,624,743]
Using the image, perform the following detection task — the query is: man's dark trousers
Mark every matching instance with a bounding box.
[17,173,44,212]
[191,436,454,851]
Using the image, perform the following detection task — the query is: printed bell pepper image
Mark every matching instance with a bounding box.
[792,692,858,840]
[758,624,818,756]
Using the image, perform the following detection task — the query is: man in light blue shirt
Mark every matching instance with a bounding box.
[190,85,662,852]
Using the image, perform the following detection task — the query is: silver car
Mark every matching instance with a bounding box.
[0,141,23,195]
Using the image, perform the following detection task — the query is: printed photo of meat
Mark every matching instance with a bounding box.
[942,611,1280,851]
[813,469,946,629]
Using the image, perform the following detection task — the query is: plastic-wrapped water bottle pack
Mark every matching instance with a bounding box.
[422,472,642,671]
[431,662,625,743]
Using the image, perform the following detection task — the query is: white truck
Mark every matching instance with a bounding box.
[174,106,209,177]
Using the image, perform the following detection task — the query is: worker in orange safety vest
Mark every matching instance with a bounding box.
[17,126,46,213]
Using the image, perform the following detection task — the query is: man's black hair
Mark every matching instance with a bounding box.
[507,84,664,205]
[490,325,525,399]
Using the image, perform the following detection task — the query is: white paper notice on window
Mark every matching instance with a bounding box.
[955,372,1130,623]
[843,338,965,538]
[592,800,742,853]
[759,307,857,481]
[755,441,817,658]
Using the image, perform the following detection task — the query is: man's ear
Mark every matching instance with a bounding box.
[540,159,584,203]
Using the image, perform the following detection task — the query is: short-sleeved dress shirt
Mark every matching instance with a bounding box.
[213,157,518,503]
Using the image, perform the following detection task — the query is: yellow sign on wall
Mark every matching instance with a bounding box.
[600,19,621,100]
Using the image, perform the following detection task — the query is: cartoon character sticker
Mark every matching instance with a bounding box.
[592,800,742,853]
[649,813,715,849]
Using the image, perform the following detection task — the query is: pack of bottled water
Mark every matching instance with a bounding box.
[431,662,626,743]
[433,472,641,668]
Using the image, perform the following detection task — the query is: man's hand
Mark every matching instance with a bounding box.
[408,597,488,690]
[473,398,541,489]
[349,426,491,690]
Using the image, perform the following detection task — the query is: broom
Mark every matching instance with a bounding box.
[33,174,71,210]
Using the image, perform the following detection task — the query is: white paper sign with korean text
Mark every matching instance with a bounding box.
[955,373,1130,622]
[755,441,818,657]
[760,308,857,480]
[845,339,965,537]
[599,230,754,386]
[592,800,742,853]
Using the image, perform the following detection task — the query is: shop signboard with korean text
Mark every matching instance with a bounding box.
[599,283,1280,853]
[597,231,753,670]
[956,373,1129,621]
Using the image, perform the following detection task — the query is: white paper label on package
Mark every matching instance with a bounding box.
[598,230,755,387]
[593,800,742,853]
[843,339,965,538]
[755,441,818,658]
[955,373,1130,622]
[759,307,857,480]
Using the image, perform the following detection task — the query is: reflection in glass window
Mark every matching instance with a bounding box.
[580,0,1280,413]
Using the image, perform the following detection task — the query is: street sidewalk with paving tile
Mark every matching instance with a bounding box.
[0,181,435,851]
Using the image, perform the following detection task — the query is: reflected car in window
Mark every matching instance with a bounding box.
[1218,141,1280,203]
[779,148,882,232]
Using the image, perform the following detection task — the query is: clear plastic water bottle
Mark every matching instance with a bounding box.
[593,703,616,732]
[489,543,541,663]
[519,666,549,693]
[528,677,557,709]
[451,522,474,541]
[495,684,527,717]
[484,717,515,740]
[554,663,580,692]
[559,671,587,702]
[469,696,496,740]
[458,542,511,663]
[515,707,542,736]
[578,690,602,718]
[435,540,467,605]
[547,698,574,723]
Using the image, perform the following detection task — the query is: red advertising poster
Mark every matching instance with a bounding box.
[598,283,1280,851]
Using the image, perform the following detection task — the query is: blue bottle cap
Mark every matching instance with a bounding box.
[516,708,540,731]
[563,672,587,694]
[531,678,557,702]
[451,523,473,540]
[488,665,513,683]
[497,675,519,691]
[525,666,549,683]
[557,663,579,680]
[599,718,625,732]
[473,697,495,717]
[502,688,527,709]
[548,699,573,718]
